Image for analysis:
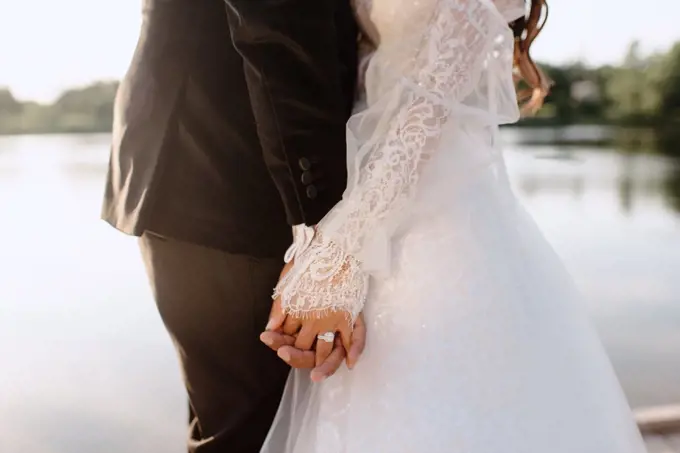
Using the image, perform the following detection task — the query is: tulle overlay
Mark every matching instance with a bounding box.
[262,123,647,453]
[263,0,647,451]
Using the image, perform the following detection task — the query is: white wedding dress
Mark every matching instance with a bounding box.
[262,0,649,452]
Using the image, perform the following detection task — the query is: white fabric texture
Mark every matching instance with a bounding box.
[275,0,525,321]
[263,0,649,451]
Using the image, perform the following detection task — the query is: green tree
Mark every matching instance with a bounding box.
[0,88,22,114]
[0,88,26,134]
[605,41,660,123]
[49,81,118,133]
[541,64,576,124]
[655,42,680,122]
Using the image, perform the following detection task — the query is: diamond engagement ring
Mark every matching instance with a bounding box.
[317,332,335,343]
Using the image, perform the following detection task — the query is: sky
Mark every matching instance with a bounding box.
[1,0,679,103]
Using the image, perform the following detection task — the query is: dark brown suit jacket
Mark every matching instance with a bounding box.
[102,0,358,257]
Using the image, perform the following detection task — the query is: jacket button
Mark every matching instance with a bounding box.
[301,171,314,185]
[306,185,318,199]
[298,158,312,171]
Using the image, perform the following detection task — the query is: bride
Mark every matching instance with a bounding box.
[261,0,648,451]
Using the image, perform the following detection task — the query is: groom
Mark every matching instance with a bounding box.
[102,0,363,451]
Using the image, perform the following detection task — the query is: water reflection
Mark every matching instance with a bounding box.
[505,127,680,219]
[662,163,680,213]
[1,128,679,453]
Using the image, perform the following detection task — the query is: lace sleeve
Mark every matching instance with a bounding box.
[275,0,506,323]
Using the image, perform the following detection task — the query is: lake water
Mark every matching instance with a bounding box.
[1,130,679,452]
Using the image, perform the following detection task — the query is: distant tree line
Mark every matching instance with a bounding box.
[525,41,680,130]
[1,40,680,137]
[0,81,118,135]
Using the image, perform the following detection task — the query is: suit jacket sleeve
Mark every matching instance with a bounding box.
[224,0,354,226]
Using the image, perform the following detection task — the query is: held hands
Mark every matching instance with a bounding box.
[259,258,367,382]
[260,302,366,382]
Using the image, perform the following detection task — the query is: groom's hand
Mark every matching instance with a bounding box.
[260,330,346,382]
[261,307,367,381]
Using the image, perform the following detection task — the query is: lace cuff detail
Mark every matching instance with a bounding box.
[274,228,368,324]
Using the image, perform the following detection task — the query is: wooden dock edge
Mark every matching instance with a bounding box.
[635,405,680,434]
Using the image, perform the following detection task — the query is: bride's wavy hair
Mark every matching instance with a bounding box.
[510,0,551,115]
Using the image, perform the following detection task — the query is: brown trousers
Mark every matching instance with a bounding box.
[139,232,290,453]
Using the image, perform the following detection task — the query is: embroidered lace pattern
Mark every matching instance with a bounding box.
[274,0,510,323]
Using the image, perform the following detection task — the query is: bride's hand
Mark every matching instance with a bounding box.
[288,310,354,368]
[266,258,358,367]
[262,300,367,380]
[267,293,356,367]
